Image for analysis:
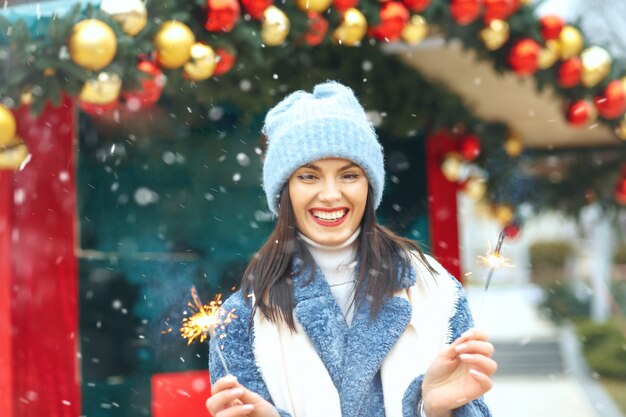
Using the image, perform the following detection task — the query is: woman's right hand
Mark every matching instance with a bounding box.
[206,375,280,417]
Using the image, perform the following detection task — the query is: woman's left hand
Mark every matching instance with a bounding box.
[421,329,497,417]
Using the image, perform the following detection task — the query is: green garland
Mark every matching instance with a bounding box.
[1,0,625,121]
[1,0,625,216]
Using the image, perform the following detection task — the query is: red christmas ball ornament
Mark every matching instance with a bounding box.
[369,1,410,42]
[508,38,540,76]
[539,15,564,40]
[205,0,241,32]
[122,61,165,111]
[594,80,626,119]
[304,12,328,46]
[402,0,430,12]
[503,222,521,239]
[459,134,481,161]
[615,173,626,205]
[557,57,582,88]
[241,0,273,20]
[333,0,359,12]
[566,100,593,126]
[450,0,483,26]
[213,48,236,76]
[483,0,516,23]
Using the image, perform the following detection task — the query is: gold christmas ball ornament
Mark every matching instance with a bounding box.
[557,25,583,60]
[504,132,524,157]
[79,72,122,105]
[68,19,117,71]
[538,39,560,69]
[479,19,509,51]
[493,204,514,226]
[332,8,367,46]
[100,0,148,36]
[401,15,429,45]
[0,104,17,146]
[262,6,290,46]
[0,136,29,170]
[296,0,332,13]
[580,46,612,88]
[441,152,464,183]
[183,43,217,81]
[464,176,487,200]
[20,90,33,106]
[19,85,43,106]
[154,21,195,69]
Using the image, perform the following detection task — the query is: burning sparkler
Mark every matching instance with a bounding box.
[475,228,514,323]
[180,287,237,374]
[477,229,513,291]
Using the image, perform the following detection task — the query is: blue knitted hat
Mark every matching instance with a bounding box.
[262,81,385,215]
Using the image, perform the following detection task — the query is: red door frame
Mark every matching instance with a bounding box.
[0,170,14,417]
[425,131,462,282]
[0,97,80,417]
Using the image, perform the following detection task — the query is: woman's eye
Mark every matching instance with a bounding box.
[342,173,359,180]
[298,173,317,181]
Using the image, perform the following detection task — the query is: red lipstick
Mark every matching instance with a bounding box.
[309,207,349,227]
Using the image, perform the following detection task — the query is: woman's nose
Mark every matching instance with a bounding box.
[318,180,342,202]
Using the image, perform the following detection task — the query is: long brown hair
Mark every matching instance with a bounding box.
[240,186,434,331]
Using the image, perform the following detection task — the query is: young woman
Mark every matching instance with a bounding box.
[206,81,496,417]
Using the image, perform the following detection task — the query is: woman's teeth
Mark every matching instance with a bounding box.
[311,209,347,221]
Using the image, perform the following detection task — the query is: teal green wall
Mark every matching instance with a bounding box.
[77,106,429,416]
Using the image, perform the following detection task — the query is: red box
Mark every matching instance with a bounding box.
[152,370,213,417]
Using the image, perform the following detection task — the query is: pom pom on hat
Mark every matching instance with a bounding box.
[262,81,385,215]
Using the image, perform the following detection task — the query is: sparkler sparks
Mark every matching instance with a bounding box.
[179,287,236,374]
[475,229,514,324]
[476,229,513,293]
[477,249,513,271]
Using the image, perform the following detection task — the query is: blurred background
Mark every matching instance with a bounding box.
[0,0,625,416]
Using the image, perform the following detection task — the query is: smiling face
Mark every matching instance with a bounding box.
[288,158,369,246]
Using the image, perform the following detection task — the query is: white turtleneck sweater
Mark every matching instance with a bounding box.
[298,228,360,326]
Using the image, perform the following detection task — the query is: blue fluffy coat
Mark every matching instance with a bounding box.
[209,261,491,417]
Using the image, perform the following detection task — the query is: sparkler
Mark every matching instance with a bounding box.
[477,229,512,291]
[180,287,237,375]
[475,229,513,323]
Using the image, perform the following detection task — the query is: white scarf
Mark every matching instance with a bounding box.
[253,256,459,417]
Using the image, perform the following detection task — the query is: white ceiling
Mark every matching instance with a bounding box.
[385,39,621,148]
